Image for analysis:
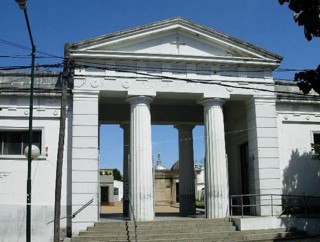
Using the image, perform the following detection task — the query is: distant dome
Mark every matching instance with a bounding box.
[155,164,167,170]
[171,161,179,171]
[155,153,167,170]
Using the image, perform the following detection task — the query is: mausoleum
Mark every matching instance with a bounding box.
[1,18,320,241]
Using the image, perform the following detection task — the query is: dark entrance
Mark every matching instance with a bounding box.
[101,186,109,205]
[240,142,250,215]
[176,182,179,203]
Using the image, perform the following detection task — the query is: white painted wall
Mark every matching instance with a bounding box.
[113,180,123,201]
[0,95,72,242]
[196,166,204,201]
[277,103,320,197]
[233,217,320,235]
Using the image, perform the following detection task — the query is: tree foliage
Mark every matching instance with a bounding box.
[279,0,320,94]
[113,168,123,181]
[279,0,320,41]
[295,65,320,94]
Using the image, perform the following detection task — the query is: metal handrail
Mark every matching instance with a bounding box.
[128,194,138,242]
[47,198,94,224]
[230,193,320,218]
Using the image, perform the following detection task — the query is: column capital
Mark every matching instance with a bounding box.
[126,95,153,105]
[72,90,100,101]
[246,96,277,107]
[120,122,130,129]
[72,89,100,95]
[200,98,225,108]
[174,124,195,131]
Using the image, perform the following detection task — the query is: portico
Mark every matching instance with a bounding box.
[67,17,282,235]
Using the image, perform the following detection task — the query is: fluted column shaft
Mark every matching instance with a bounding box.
[202,98,229,218]
[127,96,154,221]
[120,123,130,217]
[175,124,196,216]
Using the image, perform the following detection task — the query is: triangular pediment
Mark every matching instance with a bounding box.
[69,18,282,65]
[88,31,234,57]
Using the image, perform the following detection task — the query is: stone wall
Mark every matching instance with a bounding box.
[154,170,173,206]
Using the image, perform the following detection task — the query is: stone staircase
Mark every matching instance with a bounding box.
[72,218,309,242]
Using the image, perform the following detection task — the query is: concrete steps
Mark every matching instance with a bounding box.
[72,218,309,242]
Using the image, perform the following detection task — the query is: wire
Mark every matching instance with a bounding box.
[0,38,63,59]
[0,37,316,73]
[0,58,318,100]
[0,63,63,71]
[75,61,320,99]
[0,55,31,58]
[1,60,314,99]
[74,59,314,74]
[0,38,30,52]
[0,55,62,59]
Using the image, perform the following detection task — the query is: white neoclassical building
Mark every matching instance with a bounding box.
[1,18,320,241]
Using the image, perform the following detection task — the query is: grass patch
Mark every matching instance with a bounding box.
[196,201,205,209]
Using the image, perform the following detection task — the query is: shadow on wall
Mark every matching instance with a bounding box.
[280,150,320,236]
[282,149,320,214]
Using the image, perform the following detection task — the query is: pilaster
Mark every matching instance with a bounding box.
[127,96,155,221]
[201,98,229,218]
[175,124,196,216]
[71,90,99,234]
[246,96,281,216]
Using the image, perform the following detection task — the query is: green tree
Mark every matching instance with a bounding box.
[113,168,123,181]
[279,0,320,94]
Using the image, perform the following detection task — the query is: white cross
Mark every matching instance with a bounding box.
[170,35,186,54]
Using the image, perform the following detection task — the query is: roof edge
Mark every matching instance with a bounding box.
[68,17,283,62]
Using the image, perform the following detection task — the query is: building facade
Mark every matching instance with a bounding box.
[1,18,320,241]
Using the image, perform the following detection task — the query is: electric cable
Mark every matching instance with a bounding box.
[0,38,63,59]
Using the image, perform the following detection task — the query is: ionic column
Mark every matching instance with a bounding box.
[201,98,229,218]
[175,124,196,216]
[120,123,130,218]
[127,96,154,221]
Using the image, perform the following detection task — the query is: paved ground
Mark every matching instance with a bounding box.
[100,201,180,214]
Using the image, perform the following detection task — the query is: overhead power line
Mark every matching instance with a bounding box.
[0,63,63,71]
[0,60,318,99]
[0,38,63,59]
[75,61,320,99]
[0,58,318,99]
[75,59,313,74]
[0,55,62,59]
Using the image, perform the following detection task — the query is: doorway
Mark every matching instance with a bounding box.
[240,142,250,215]
[101,186,109,205]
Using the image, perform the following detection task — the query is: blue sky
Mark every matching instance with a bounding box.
[1,0,319,172]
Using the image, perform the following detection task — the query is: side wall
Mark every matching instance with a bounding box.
[224,101,249,196]
[277,102,320,197]
[0,95,72,242]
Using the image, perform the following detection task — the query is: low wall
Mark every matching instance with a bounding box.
[232,216,320,236]
[0,204,68,242]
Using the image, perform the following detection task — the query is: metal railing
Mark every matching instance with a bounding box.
[128,194,138,242]
[47,198,94,224]
[230,194,320,218]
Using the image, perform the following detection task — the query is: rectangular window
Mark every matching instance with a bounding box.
[312,133,320,156]
[0,130,41,155]
[114,187,119,196]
